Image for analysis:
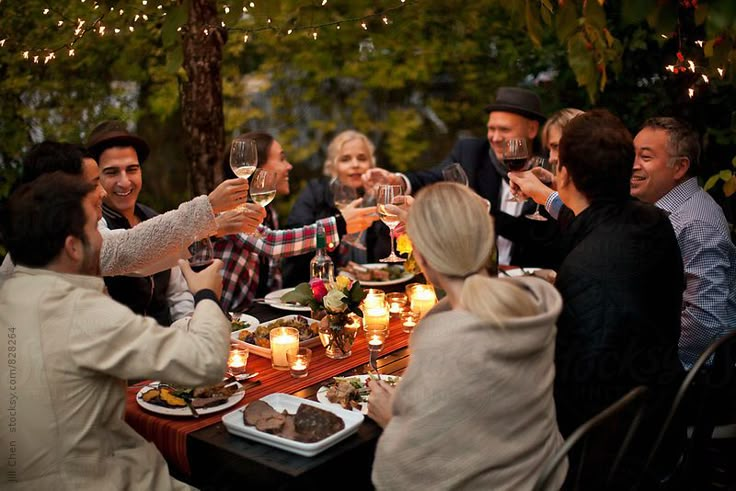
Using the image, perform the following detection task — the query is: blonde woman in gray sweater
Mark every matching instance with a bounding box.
[369,183,567,490]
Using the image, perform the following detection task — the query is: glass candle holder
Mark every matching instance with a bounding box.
[270,326,299,370]
[400,311,419,333]
[286,347,312,378]
[386,292,408,317]
[363,288,386,309]
[363,301,390,333]
[227,348,249,375]
[365,326,388,352]
[408,284,437,318]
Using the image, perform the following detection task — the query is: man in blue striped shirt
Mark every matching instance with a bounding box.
[511,116,736,369]
[631,117,736,368]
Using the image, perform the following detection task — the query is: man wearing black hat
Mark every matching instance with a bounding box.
[88,121,194,325]
[364,86,561,268]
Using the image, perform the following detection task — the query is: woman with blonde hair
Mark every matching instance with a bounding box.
[283,130,391,284]
[369,182,567,491]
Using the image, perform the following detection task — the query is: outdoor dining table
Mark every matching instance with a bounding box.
[124,300,412,490]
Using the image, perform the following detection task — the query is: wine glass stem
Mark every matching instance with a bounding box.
[390,231,396,256]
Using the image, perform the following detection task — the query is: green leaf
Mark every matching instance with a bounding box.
[720,170,733,181]
[161,4,188,49]
[724,176,736,197]
[165,46,184,75]
[584,0,606,30]
[704,174,721,191]
[525,0,545,47]
[567,32,597,87]
[555,1,578,43]
[281,283,314,306]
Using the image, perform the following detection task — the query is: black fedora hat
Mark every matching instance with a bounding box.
[484,87,546,123]
[86,120,150,164]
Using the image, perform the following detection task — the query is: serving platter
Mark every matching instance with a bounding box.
[221,393,364,457]
[263,288,312,312]
[340,263,415,287]
[231,314,322,358]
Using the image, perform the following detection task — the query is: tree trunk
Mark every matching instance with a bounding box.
[180,0,225,196]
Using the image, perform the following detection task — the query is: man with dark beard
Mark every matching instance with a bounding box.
[0,174,230,490]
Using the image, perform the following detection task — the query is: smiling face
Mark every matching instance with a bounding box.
[334,138,373,189]
[260,140,292,196]
[98,146,142,220]
[631,127,687,204]
[486,111,539,161]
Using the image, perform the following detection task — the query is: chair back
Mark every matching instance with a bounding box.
[533,385,649,491]
[644,330,736,488]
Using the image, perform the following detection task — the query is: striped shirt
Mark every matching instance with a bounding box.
[656,178,736,368]
[213,209,340,312]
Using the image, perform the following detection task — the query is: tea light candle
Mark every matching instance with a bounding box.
[386,292,408,316]
[409,284,437,318]
[363,303,390,331]
[270,326,299,370]
[363,289,386,309]
[365,327,388,352]
[287,347,312,378]
[401,311,418,333]
[227,348,249,375]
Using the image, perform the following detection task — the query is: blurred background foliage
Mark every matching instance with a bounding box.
[0,0,734,230]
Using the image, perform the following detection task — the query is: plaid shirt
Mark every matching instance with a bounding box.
[213,209,340,312]
[656,178,736,368]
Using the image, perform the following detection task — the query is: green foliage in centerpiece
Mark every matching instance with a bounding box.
[281,275,366,317]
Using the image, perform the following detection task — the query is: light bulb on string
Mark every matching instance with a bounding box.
[688,88,694,98]
[224,5,230,14]
[695,40,703,47]
[701,74,709,83]
[312,31,318,40]
[361,21,367,30]
[0,39,5,47]
[717,68,724,77]
[243,33,249,43]
[68,48,75,56]
[687,60,695,72]
[43,8,49,14]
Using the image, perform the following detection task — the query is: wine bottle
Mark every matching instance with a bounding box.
[309,223,334,282]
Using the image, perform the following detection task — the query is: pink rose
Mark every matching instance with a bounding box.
[309,278,328,302]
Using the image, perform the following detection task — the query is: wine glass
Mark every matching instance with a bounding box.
[330,178,365,250]
[502,138,531,202]
[247,168,278,239]
[376,184,406,263]
[230,137,258,211]
[525,157,551,221]
[442,162,469,185]
[188,237,214,272]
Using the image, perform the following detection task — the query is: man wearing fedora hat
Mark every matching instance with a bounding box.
[87,120,195,326]
[364,86,562,268]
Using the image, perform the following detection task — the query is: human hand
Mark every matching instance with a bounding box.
[340,198,379,235]
[383,194,414,227]
[208,178,249,214]
[531,166,555,186]
[508,171,554,206]
[214,205,266,237]
[362,168,403,189]
[366,379,397,428]
[178,258,224,298]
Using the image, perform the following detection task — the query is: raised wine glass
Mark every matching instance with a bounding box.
[502,138,531,202]
[525,157,552,221]
[230,137,258,210]
[376,184,406,263]
[247,168,278,239]
[442,162,469,186]
[330,178,365,250]
[188,237,214,272]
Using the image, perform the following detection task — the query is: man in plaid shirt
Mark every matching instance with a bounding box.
[214,207,368,312]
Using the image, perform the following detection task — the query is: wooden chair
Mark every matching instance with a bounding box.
[643,330,736,490]
[533,385,649,491]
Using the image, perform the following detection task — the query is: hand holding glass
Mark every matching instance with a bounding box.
[377,185,406,263]
[188,237,214,272]
[330,178,365,250]
[525,157,552,221]
[502,138,530,202]
[442,162,469,186]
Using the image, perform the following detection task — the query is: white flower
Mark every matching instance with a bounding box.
[323,288,348,312]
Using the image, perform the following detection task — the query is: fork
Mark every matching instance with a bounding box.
[369,351,383,381]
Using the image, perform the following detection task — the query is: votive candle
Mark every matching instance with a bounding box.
[227,348,249,375]
[401,311,418,333]
[363,303,390,331]
[363,289,386,309]
[270,327,299,370]
[409,284,437,318]
[386,292,408,316]
[365,327,388,352]
[287,347,312,378]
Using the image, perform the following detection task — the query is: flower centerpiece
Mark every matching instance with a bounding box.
[281,275,366,359]
[396,233,419,274]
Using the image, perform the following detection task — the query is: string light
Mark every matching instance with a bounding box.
[695,40,703,47]
[287,29,293,35]
[687,60,695,72]
[224,5,230,14]
[57,21,64,27]
[322,0,327,5]
[701,74,709,83]
[68,48,75,56]
[243,33,249,43]
[361,21,367,30]
[98,25,106,36]
[717,68,724,77]
[128,26,134,32]
[43,8,49,15]
[312,31,318,40]
[382,16,389,24]
[22,51,29,59]
[0,39,5,47]
[688,88,694,98]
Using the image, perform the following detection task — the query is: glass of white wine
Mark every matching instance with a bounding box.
[376,184,406,263]
[330,178,365,250]
[247,168,278,239]
[230,137,258,210]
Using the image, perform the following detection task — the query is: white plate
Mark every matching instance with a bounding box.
[316,374,402,414]
[230,313,259,332]
[341,263,415,287]
[502,267,541,277]
[264,288,312,312]
[136,381,244,417]
[231,314,322,358]
[222,393,364,457]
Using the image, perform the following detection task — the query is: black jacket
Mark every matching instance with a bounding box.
[102,203,173,326]
[282,178,391,285]
[553,198,685,436]
[407,137,564,269]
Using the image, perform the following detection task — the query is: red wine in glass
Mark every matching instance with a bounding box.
[190,260,213,273]
[504,157,530,172]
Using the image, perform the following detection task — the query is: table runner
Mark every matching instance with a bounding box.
[124,318,410,476]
